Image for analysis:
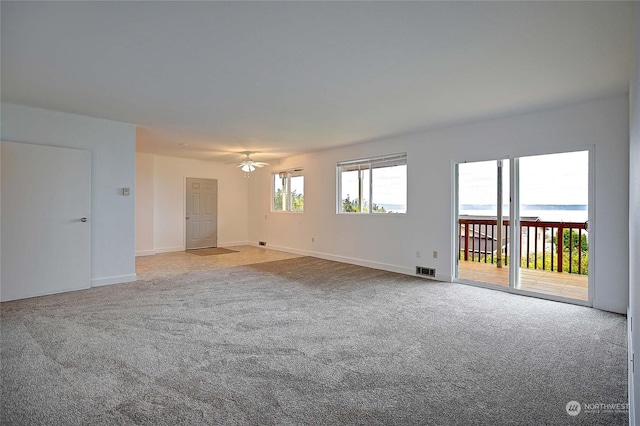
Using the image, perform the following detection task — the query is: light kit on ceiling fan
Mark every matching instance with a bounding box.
[231,152,268,176]
[241,163,256,173]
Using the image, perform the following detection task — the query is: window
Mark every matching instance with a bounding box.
[272,169,304,212]
[337,153,407,214]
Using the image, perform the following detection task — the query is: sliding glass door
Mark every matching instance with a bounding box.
[456,159,510,287]
[515,151,589,301]
[455,150,591,304]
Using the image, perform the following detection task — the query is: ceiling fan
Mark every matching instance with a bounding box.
[230,152,269,173]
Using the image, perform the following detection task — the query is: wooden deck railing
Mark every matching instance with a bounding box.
[458,218,588,274]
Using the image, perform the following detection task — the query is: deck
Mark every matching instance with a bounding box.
[458,261,588,301]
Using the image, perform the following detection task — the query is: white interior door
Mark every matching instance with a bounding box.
[186,178,217,249]
[1,142,91,301]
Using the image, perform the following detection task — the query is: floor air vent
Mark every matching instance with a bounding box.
[416,266,436,278]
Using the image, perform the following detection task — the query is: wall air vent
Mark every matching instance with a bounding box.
[416,266,436,278]
[259,241,267,246]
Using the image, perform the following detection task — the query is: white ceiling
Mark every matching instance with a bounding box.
[1,1,634,163]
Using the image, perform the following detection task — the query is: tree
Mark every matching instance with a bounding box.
[342,194,359,212]
[273,188,284,210]
[291,190,304,211]
[547,229,589,274]
[553,229,588,251]
[563,229,588,252]
[274,188,303,211]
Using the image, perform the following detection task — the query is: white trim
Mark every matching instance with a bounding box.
[433,273,454,282]
[337,152,407,168]
[272,166,304,175]
[455,277,594,308]
[451,160,459,283]
[588,144,596,306]
[510,287,591,308]
[510,157,520,289]
[154,246,185,254]
[91,274,137,287]
[0,285,92,302]
[629,306,635,426]
[249,242,451,281]
[218,241,249,248]
[137,242,250,256]
[146,242,249,254]
[271,245,413,276]
[592,297,626,314]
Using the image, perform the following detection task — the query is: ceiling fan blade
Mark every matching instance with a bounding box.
[253,162,269,166]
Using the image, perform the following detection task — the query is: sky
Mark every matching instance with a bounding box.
[340,165,407,208]
[290,175,304,195]
[458,151,589,206]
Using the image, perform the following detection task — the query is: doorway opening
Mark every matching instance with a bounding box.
[457,158,510,287]
[456,150,591,303]
[186,178,218,250]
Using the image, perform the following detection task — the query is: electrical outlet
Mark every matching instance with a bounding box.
[433,251,438,259]
[312,237,315,243]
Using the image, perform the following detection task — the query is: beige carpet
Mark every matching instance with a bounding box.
[186,247,238,256]
[1,257,628,425]
[135,245,302,281]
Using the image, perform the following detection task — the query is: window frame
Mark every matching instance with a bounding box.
[271,168,304,213]
[336,153,407,215]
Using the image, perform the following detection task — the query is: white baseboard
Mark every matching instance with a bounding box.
[255,243,445,280]
[0,284,91,302]
[434,273,453,282]
[593,297,626,314]
[153,246,184,254]
[628,306,635,426]
[218,241,249,248]
[91,274,137,287]
[144,243,250,255]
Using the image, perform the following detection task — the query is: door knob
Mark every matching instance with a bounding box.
[81,217,88,222]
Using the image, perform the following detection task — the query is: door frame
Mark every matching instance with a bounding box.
[452,145,595,307]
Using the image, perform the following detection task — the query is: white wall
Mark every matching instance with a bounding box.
[1,103,137,286]
[248,94,630,314]
[628,4,639,425]
[135,153,249,254]
[135,153,155,255]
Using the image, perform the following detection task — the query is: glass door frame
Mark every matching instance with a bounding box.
[453,147,594,308]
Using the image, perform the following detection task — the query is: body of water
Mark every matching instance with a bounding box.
[377,203,407,213]
[460,204,588,223]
